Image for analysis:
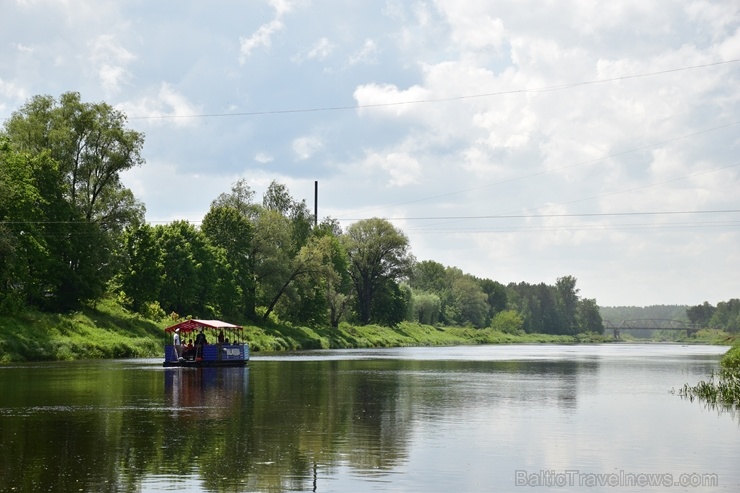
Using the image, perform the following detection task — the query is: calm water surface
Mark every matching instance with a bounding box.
[0,344,737,492]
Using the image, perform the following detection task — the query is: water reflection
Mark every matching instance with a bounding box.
[164,367,249,414]
[0,345,736,492]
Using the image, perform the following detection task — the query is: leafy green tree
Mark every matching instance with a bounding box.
[343,218,414,325]
[556,275,580,334]
[155,221,230,317]
[410,260,448,293]
[409,290,441,325]
[3,92,145,309]
[687,301,716,328]
[288,222,351,328]
[0,142,57,309]
[577,298,603,333]
[370,280,411,327]
[448,272,489,328]
[709,299,740,332]
[491,309,524,335]
[4,92,145,230]
[263,235,337,321]
[409,260,453,324]
[478,277,507,323]
[211,178,261,219]
[201,205,254,319]
[116,224,162,313]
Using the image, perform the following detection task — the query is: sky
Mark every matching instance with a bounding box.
[1,0,739,308]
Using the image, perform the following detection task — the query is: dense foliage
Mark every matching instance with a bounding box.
[1,93,144,312]
[686,299,740,332]
[1,93,612,334]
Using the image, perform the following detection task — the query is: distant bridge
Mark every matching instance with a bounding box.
[603,319,700,338]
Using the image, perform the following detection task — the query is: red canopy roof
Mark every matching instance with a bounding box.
[164,319,243,333]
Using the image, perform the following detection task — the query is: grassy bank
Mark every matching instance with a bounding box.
[678,344,740,407]
[0,298,162,363]
[0,298,733,363]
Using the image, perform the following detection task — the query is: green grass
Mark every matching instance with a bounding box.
[0,298,734,363]
[0,298,163,362]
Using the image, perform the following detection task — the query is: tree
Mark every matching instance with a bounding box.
[262,235,336,321]
[4,92,145,230]
[370,280,411,326]
[0,142,58,309]
[448,273,489,328]
[478,277,508,324]
[709,299,740,332]
[116,224,163,313]
[409,290,442,325]
[155,221,230,317]
[3,92,145,309]
[555,275,580,334]
[343,218,414,324]
[201,205,254,319]
[687,302,716,328]
[577,298,603,333]
[491,309,524,335]
[211,178,261,219]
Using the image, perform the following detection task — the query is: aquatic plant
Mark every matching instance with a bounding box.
[678,346,740,407]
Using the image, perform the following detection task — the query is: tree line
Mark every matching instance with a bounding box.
[686,300,740,332]
[1,92,604,335]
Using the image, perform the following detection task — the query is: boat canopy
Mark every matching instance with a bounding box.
[164,319,243,334]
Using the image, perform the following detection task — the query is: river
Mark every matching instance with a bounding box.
[0,344,737,492]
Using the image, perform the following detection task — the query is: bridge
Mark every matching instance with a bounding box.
[603,319,700,339]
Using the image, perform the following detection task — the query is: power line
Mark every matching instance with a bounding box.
[407,220,740,234]
[123,58,740,121]
[336,209,740,222]
[338,120,740,218]
[4,209,739,227]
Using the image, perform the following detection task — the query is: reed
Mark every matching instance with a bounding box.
[678,346,740,407]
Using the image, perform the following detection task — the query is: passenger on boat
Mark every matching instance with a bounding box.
[173,329,182,359]
[218,330,225,345]
[183,339,195,360]
[195,330,207,359]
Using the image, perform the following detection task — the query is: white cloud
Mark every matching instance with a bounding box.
[239,19,284,62]
[292,136,323,160]
[291,37,335,63]
[116,83,201,127]
[353,82,429,117]
[308,37,334,60]
[349,38,379,65]
[239,0,301,63]
[364,151,422,187]
[3,0,739,306]
[89,34,136,94]
[255,152,274,164]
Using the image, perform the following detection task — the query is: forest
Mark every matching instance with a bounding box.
[1,93,734,337]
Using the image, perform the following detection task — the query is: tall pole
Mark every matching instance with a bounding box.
[314,180,318,227]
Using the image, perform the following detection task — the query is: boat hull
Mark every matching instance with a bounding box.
[163,344,250,367]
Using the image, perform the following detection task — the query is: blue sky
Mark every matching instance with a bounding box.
[1,0,739,307]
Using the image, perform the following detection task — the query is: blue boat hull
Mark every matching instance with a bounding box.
[163,344,250,367]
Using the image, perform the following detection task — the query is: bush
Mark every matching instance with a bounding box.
[491,310,524,335]
[721,345,740,371]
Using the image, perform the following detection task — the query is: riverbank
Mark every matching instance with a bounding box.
[0,298,736,363]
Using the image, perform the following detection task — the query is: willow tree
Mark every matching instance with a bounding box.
[342,218,414,325]
[3,92,145,309]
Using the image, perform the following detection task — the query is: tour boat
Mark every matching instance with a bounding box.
[163,319,250,367]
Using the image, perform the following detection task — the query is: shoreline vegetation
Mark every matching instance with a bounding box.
[679,344,740,407]
[1,298,737,364]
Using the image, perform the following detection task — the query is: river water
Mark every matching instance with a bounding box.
[0,344,737,492]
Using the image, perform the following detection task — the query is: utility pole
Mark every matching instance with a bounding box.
[314,180,318,227]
